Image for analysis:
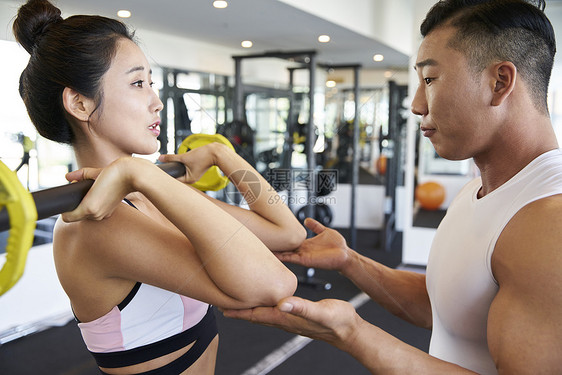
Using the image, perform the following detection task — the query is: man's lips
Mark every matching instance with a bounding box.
[420,126,436,137]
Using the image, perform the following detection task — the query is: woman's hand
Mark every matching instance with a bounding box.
[61,158,141,222]
[274,218,352,272]
[158,143,223,185]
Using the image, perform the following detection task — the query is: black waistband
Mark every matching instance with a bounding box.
[93,306,217,373]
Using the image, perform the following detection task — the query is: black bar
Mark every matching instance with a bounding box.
[318,63,362,70]
[157,161,186,179]
[305,53,317,221]
[234,56,243,121]
[232,49,317,60]
[0,162,185,232]
[350,66,361,249]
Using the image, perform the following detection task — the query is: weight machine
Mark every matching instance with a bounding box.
[231,50,336,289]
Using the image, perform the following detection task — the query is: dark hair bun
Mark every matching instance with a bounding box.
[13,0,63,54]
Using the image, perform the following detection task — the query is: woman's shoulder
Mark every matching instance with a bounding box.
[52,203,135,277]
[53,209,120,257]
[52,208,143,322]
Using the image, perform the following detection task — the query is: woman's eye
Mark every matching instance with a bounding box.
[132,80,144,88]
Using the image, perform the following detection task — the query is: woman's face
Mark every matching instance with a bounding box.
[90,38,163,157]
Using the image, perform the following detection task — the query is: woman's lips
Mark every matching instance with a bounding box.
[149,122,160,136]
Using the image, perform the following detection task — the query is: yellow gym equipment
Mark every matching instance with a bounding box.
[177,133,234,191]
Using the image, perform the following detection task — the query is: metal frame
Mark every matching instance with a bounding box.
[232,50,318,218]
[320,64,362,249]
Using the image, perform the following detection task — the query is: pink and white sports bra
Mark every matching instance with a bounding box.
[75,198,218,374]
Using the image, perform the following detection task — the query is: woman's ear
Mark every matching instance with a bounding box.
[62,87,95,122]
[490,61,516,107]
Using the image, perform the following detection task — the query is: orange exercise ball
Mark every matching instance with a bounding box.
[415,181,446,210]
[376,155,387,175]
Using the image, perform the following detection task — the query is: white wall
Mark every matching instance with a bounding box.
[137,29,238,77]
[402,0,443,266]
[0,0,402,90]
[0,1,20,41]
[546,3,562,142]
[278,0,378,41]
[278,0,414,55]
[0,1,302,86]
[327,68,409,89]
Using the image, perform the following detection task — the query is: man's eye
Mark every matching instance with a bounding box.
[424,77,433,85]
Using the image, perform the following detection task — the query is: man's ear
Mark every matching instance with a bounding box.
[490,61,516,107]
[62,87,95,122]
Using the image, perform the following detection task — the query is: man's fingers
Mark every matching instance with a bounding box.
[277,296,309,316]
[221,308,250,320]
[304,217,326,235]
[274,251,302,263]
[222,307,284,328]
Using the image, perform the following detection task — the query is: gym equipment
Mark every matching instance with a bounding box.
[0,161,36,295]
[415,181,446,211]
[14,133,34,174]
[320,64,361,249]
[0,161,184,297]
[381,81,409,252]
[216,120,256,167]
[296,203,333,227]
[0,134,233,296]
[177,133,234,191]
[376,154,387,175]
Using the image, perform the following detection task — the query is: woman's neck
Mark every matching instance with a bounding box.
[73,141,131,169]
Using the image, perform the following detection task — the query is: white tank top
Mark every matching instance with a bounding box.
[426,149,562,374]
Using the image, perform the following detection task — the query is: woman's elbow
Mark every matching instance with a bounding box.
[280,270,298,298]
[279,224,307,251]
[294,224,307,247]
[216,270,297,310]
[264,270,298,306]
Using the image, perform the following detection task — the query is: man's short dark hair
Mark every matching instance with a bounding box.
[421,0,556,114]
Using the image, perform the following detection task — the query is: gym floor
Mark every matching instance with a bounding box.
[0,229,431,375]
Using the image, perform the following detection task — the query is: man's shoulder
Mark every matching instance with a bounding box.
[494,194,562,274]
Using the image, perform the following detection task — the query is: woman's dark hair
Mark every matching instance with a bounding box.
[13,0,135,144]
[420,0,556,114]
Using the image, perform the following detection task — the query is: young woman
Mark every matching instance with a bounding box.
[13,1,305,374]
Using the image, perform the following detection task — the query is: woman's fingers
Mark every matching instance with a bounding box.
[157,153,179,163]
[65,167,102,183]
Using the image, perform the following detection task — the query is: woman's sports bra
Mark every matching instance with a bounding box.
[75,198,218,374]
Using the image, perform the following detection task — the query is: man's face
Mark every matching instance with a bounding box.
[411,26,495,161]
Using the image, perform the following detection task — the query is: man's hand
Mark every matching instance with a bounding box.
[274,218,352,271]
[223,296,360,349]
